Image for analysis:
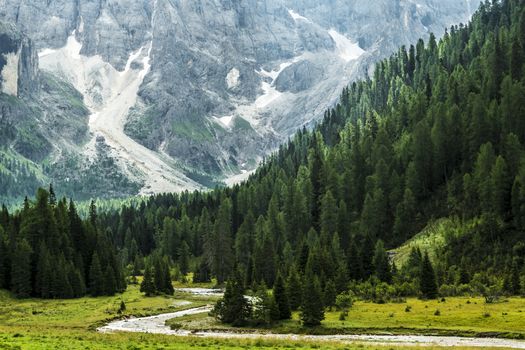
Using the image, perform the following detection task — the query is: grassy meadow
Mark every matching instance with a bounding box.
[1,283,525,349]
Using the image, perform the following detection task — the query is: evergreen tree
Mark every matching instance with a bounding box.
[10,239,32,298]
[89,252,104,297]
[104,266,117,296]
[36,243,52,298]
[420,252,438,299]
[511,260,521,295]
[300,273,324,326]
[205,198,234,284]
[140,262,156,296]
[213,270,250,326]
[286,267,302,310]
[178,241,190,276]
[373,239,392,283]
[273,272,291,320]
[193,259,211,283]
[323,279,337,310]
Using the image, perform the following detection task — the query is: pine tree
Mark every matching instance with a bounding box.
[36,243,52,298]
[193,259,211,283]
[69,268,86,297]
[162,257,174,295]
[347,239,362,281]
[89,252,104,296]
[213,270,250,326]
[104,266,117,295]
[286,267,302,310]
[300,273,324,326]
[178,241,190,276]
[511,260,521,295]
[323,279,337,310]
[373,239,392,283]
[140,262,156,296]
[273,272,291,320]
[420,252,438,299]
[205,198,234,284]
[10,239,32,298]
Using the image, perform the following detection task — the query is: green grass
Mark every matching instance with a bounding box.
[169,296,525,339]
[391,218,461,267]
[171,120,215,142]
[1,285,524,349]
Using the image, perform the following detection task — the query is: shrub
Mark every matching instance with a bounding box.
[335,291,354,311]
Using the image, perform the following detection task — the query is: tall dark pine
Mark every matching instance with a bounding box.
[300,273,324,326]
[89,252,104,296]
[273,272,291,320]
[213,270,250,326]
[140,263,156,296]
[10,239,32,298]
[287,267,303,310]
[373,240,392,283]
[420,252,438,299]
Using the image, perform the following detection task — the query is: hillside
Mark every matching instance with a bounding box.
[1,0,524,309]
[92,0,525,296]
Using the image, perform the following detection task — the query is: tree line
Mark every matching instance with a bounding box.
[0,186,125,298]
[1,0,524,309]
[95,0,525,301]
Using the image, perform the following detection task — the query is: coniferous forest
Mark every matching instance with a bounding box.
[0,186,125,298]
[1,0,525,327]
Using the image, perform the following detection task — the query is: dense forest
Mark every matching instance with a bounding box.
[1,0,525,325]
[100,0,525,293]
[0,186,125,298]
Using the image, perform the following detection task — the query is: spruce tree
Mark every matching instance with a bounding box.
[511,261,521,295]
[213,270,250,326]
[89,252,104,296]
[36,243,52,298]
[323,279,337,310]
[104,266,117,295]
[373,239,392,283]
[140,263,156,296]
[178,241,190,276]
[273,272,291,320]
[420,252,438,299]
[300,273,324,326]
[10,239,32,298]
[286,267,302,310]
[162,257,174,295]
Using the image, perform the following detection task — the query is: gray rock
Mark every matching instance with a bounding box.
[0,0,480,198]
[275,60,324,93]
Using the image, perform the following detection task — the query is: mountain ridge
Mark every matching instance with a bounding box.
[0,0,477,200]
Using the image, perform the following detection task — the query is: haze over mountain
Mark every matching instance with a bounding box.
[0,0,477,200]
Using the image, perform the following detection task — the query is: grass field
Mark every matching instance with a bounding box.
[1,284,525,349]
[169,296,525,339]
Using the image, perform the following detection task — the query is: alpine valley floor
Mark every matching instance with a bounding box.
[2,284,525,349]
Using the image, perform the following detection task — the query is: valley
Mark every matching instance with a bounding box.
[1,0,525,349]
[2,284,525,349]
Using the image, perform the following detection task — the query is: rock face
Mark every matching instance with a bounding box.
[0,0,479,197]
[0,22,39,97]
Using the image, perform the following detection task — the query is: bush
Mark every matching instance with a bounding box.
[434,309,441,316]
[335,291,354,311]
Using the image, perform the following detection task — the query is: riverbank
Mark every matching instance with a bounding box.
[2,285,525,349]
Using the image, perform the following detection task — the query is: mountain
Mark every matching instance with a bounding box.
[1,0,524,308]
[0,0,477,200]
[88,0,522,296]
